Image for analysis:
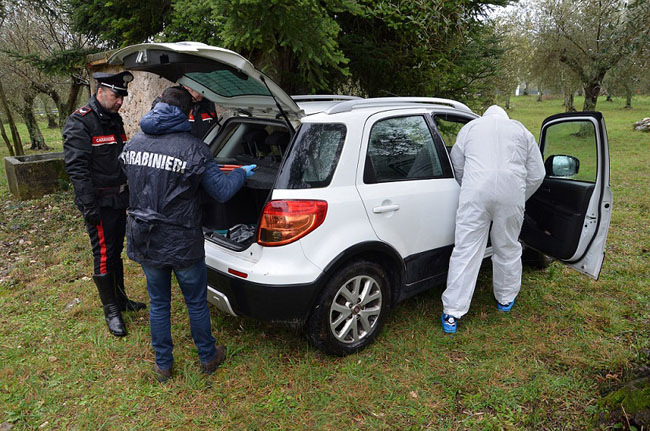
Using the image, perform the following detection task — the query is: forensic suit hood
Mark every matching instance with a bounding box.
[442,105,546,319]
[450,104,545,204]
[482,104,509,118]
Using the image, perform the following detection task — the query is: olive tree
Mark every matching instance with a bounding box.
[602,47,650,109]
[1,0,94,132]
[0,3,49,149]
[490,7,537,109]
[533,0,650,111]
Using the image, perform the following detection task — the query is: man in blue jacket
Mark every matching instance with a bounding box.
[120,86,255,382]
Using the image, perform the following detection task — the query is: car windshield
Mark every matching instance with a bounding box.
[275,123,347,189]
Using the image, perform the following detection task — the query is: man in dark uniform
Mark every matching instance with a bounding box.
[184,86,219,140]
[151,86,218,141]
[63,71,146,338]
[120,86,255,382]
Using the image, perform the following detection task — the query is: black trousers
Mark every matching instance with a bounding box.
[85,207,126,275]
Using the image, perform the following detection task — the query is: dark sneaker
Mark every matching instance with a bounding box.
[497,299,515,312]
[201,345,227,374]
[153,364,173,383]
[441,313,458,334]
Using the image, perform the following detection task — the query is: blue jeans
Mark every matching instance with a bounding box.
[141,259,217,370]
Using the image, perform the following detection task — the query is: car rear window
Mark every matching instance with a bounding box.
[275,123,346,189]
[187,71,270,98]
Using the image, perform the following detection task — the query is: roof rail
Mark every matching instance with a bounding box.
[291,95,362,102]
[325,97,473,115]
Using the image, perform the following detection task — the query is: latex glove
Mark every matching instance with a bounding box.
[242,164,257,178]
[83,206,101,226]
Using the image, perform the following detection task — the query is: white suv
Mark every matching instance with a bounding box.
[111,42,612,356]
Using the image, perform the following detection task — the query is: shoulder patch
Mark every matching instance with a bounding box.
[74,105,93,116]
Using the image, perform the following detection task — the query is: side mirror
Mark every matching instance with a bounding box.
[544,154,580,177]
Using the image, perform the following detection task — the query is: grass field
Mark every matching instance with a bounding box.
[1,95,649,430]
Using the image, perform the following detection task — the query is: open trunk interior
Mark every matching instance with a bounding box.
[202,118,292,249]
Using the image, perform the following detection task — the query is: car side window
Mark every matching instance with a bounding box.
[364,115,446,184]
[542,120,597,183]
[433,114,471,153]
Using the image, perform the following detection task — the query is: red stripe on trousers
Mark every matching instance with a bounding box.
[96,221,108,274]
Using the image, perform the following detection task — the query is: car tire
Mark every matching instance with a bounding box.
[522,247,554,269]
[306,260,390,356]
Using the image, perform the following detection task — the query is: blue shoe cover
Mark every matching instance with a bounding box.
[497,299,515,312]
[441,313,458,333]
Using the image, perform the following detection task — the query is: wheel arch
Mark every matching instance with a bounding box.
[319,241,405,307]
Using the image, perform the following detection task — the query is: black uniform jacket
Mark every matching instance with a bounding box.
[188,98,218,140]
[62,95,128,211]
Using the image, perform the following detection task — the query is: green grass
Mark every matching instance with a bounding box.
[1,96,649,430]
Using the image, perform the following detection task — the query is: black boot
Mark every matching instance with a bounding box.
[115,260,146,312]
[93,273,127,337]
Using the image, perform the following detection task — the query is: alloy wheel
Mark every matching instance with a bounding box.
[329,275,383,344]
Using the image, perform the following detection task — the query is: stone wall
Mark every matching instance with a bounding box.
[119,71,174,138]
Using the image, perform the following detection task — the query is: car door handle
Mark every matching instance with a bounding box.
[373,204,400,213]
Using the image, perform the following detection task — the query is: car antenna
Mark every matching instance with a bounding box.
[259,75,295,134]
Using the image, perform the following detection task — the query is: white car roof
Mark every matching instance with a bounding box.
[301,98,477,123]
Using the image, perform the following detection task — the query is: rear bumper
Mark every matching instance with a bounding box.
[206,266,323,324]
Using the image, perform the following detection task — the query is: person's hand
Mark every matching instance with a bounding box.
[242,164,257,178]
[83,206,101,226]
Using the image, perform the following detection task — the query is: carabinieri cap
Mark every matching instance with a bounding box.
[93,71,134,97]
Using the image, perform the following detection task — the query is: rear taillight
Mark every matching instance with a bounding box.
[257,200,327,246]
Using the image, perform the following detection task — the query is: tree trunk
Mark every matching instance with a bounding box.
[0,80,24,156]
[523,82,529,96]
[624,84,632,109]
[563,92,576,112]
[61,78,83,127]
[505,94,511,110]
[34,75,85,128]
[0,116,15,156]
[582,83,600,111]
[578,86,596,136]
[537,87,543,102]
[43,97,58,128]
[46,111,58,128]
[18,91,49,151]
